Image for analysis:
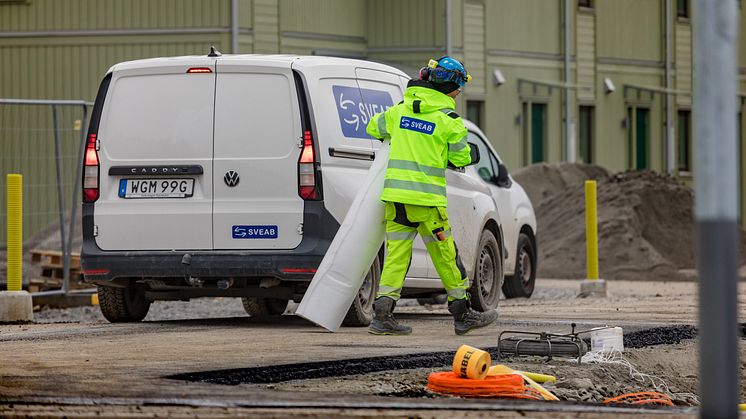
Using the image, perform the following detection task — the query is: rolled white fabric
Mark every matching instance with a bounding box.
[295,140,389,332]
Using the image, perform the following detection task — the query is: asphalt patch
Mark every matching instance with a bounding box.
[170,324,711,386]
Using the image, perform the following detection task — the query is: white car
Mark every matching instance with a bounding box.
[80,50,537,325]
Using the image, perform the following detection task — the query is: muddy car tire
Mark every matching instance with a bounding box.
[468,229,502,311]
[241,297,288,317]
[98,284,151,323]
[502,233,536,298]
[499,337,588,358]
[342,254,381,327]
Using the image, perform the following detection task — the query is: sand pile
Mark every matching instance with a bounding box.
[513,163,746,281]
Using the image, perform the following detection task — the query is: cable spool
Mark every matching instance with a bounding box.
[452,345,491,380]
[591,327,624,353]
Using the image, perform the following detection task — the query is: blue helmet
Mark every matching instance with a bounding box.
[420,56,472,87]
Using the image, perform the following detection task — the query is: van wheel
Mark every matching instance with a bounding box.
[502,233,536,298]
[468,230,503,311]
[98,284,151,323]
[342,254,381,327]
[241,297,288,317]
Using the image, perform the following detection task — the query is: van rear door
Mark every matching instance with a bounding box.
[95,59,215,251]
[212,58,304,250]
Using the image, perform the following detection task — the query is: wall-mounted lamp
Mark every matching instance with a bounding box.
[621,117,628,129]
[493,69,506,86]
[603,77,616,94]
[514,114,523,126]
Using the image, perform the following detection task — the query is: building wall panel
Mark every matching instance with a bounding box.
[464,1,485,95]
[367,0,445,49]
[484,0,560,55]
[254,0,279,53]
[280,0,366,38]
[596,0,661,62]
[576,11,596,101]
[0,0,233,31]
[675,22,692,106]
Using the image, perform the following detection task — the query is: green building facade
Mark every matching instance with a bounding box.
[1,0,746,238]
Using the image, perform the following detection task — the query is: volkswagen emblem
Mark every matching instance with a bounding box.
[224,170,240,187]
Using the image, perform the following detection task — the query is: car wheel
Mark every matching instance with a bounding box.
[502,232,536,298]
[468,229,503,311]
[98,283,151,323]
[342,253,381,327]
[241,297,289,317]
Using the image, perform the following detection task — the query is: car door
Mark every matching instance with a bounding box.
[212,58,304,250]
[468,131,520,272]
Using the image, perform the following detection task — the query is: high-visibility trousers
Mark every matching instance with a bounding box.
[377,201,469,301]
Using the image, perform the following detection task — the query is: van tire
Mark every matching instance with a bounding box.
[342,254,381,327]
[98,284,151,323]
[241,297,288,317]
[502,233,536,298]
[468,229,503,311]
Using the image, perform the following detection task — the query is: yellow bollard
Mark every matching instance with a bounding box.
[585,180,599,280]
[6,174,22,292]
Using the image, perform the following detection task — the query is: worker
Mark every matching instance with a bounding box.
[365,56,498,336]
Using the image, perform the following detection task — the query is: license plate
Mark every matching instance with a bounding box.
[118,179,194,198]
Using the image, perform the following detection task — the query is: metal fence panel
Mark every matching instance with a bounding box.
[0,99,90,294]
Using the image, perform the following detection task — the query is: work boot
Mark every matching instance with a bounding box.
[368,297,412,335]
[448,298,498,335]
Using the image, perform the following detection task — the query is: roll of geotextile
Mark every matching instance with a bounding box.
[452,344,491,380]
[296,140,389,332]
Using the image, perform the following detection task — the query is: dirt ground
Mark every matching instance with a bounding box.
[513,163,746,281]
[1,279,743,417]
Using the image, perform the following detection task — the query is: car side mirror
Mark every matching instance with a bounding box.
[467,142,480,165]
[494,162,512,188]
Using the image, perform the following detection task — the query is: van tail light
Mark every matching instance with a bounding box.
[298,130,321,200]
[82,133,100,202]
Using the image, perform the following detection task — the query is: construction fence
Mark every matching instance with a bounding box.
[0,99,91,293]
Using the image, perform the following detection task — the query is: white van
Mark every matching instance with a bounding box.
[81,50,537,325]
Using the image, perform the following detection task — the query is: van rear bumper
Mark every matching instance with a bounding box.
[81,250,325,283]
[80,201,340,284]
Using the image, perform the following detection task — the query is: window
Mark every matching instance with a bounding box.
[677,0,689,18]
[467,132,495,182]
[466,101,484,130]
[677,110,691,172]
[578,0,593,8]
[578,106,594,163]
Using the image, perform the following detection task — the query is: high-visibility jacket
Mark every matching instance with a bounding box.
[366,80,471,207]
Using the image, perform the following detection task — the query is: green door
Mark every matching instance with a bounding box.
[635,108,649,169]
[531,103,546,163]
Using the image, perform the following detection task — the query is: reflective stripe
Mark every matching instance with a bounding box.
[384,179,446,196]
[388,159,446,178]
[447,288,467,299]
[439,109,455,117]
[422,229,452,245]
[377,113,389,139]
[449,135,469,152]
[377,285,402,298]
[387,231,417,241]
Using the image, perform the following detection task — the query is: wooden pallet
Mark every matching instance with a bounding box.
[30,249,81,270]
[28,249,86,292]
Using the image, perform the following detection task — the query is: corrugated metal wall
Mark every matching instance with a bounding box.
[596,0,662,62]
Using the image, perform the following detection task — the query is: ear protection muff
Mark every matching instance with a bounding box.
[419,59,439,81]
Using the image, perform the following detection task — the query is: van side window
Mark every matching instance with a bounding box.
[468,132,494,182]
